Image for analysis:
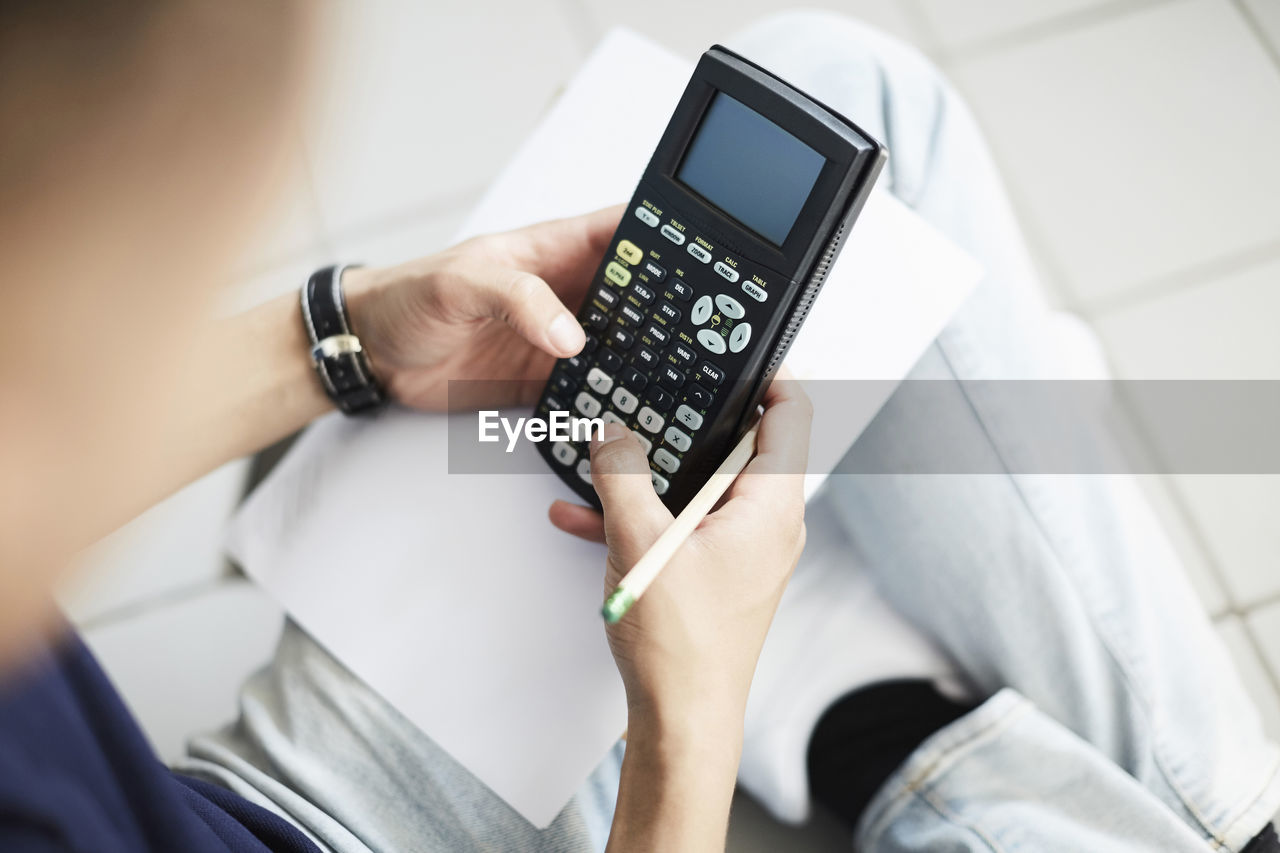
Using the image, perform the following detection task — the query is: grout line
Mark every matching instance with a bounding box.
[75,573,237,633]
[943,0,1179,63]
[1232,0,1280,70]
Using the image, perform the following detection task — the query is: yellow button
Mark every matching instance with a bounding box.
[605,261,631,287]
[616,240,643,265]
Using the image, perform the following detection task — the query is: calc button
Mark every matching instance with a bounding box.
[632,431,653,455]
[564,355,589,376]
[609,327,635,350]
[670,343,696,365]
[660,224,686,245]
[617,239,643,265]
[697,361,725,386]
[656,301,681,323]
[621,366,648,390]
[647,387,675,411]
[665,426,692,452]
[634,206,660,227]
[586,367,613,395]
[575,392,602,418]
[605,261,631,287]
[551,441,577,466]
[650,470,669,496]
[643,260,667,281]
[714,261,740,283]
[687,385,713,408]
[687,243,712,263]
[659,365,685,389]
[669,279,693,301]
[619,304,644,327]
[577,458,593,484]
[654,448,680,474]
[598,348,623,372]
[634,346,658,368]
[612,386,639,414]
[714,294,745,319]
[696,328,727,354]
[602,410,626,427]
[645,323,671,345]
[691,295,713,325]
[630,282,656,304]
[741,281,767,302]
[637,406,664,434]
[675,405,703,431]
[594,286,618,308]
[729,322,751,353]
[585,308,609,331]
[551,371,576,395]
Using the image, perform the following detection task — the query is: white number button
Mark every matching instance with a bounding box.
[551,441,577,466]
[653,448,680,474]
[637,406,664,434]
[611,386,639,414]
[691,295,713,325]
[575,392,601,418]
[696,328,727,354]
[665,426,692,452]
[577,458,593,484]
[714,294,745,319]
[729,322,752,354]
[602,411,625,427]
[675,404,703,431]
[635,206,659,227]
[586,367,613,395]
[651,470,669,495]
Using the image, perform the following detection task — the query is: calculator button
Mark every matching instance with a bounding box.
[729,322,752,354]
[642,260,667,281]
[621,366,648,390]
[564,354,589,376]
[551,441,577,466]
[594,287,619,309]
[635,206,659,227]
[660,224,686,245]
[634,346,658,368]
[612,386,640,414]
[696,328,727,354]
[741,281,767,302]
[669,279,693,301]
[697,361,725,386]
[691,295,713,325]
[602,410,626,427]
[551,371,576,395]
[714,261,740,283]
[544,393,566,412]
[656,301,681,323]
[598,349,623,372]
[651,470,669,496]
[665,426,692,452]
[647,387,675,411]
[582,335,599,354]
[630,282,656,304]
[605,261,631,287]
[619,304,644,327]
[659,365,685,389]
[608,327,635,350]
[714,294,745,319]
[575,392,602,418]
[586,367,613,395]
[637,407,664,434]
[632,431,653,455]
[653,448,680,474]
[675,405,703,431]
[616,239,643,265]
[577,458,593,484]
[687,385,713,408]
[644,323,671,346]
[670,343,696,365]
[688,243,712,264]
[585,308,609,331]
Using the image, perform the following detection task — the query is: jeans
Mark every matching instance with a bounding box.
[181,12,1280,852]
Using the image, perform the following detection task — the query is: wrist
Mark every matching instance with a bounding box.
[626,699,744,774]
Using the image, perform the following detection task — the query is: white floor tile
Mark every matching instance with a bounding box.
[1217,615,1280,741]
[575,0,925,60]
[1171,476,1280,608]
[1135,475,1228,616]
[81,579,284,762]
[58,460,251,626]
[727,789,849,852]
[917,0,1118,50]
[950,0,1280,307]
[1242,0,1280,55]
[301,1,584,240]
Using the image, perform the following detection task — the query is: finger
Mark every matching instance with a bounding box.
[510,205,625,285]
[589,422,672,556]
[726,366,813,506]
[548,500,607,544]
[456,262,586,358]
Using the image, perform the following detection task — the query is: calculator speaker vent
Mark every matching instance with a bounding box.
[763,220,847,378]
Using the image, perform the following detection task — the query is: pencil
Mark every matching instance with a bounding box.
[601,423,761,624]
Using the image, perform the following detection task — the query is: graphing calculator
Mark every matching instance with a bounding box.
[535,46,886,512]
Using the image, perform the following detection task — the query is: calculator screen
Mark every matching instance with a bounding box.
[675,92,826,246]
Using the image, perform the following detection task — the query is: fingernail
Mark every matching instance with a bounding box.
[548,312,585,355]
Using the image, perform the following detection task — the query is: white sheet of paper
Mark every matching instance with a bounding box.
[228,28,981,827]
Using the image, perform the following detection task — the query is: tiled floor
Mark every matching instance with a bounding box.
[56,1,1280,850]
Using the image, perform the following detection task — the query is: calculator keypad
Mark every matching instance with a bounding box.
[539,194,779,507]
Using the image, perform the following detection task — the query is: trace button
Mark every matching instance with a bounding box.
[714,261,739,282]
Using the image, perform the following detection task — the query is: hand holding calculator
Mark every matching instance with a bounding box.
[536,46,886,512]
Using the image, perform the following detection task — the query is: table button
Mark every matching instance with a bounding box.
[585,308,608,331]
[687,385,713,408]
[675,404,703,431]
[644,323,671,345]
[632,431,653,455]
[605,261,631,287]
[729,322,752,353]
[577,458,593,484]
[660,224,686,245]
[688,243,712,263]
[696,328,727,354]
[714,261,740,283]
[650,470,669,496]
[657,301,681,323]
[642,259,666,281]
[741,280,767,302]
[714,294,745,319]
[691,294,713,325]
[598,349,623,372]
[630,282,655,304]
[575,391,602,418]
[669,279,693,301]
[621,366,648,390]
[634,346,658,368]
[586,367,613,395]
[653,448,680,474]
[608,327,635,350]
[612,386,639,414]
[670,343,696,365]
[594,286,619,308]
[637,406,664,434]
[635,206,660,227]
[697,361,725,386]
[551,441,577,466]
[659,365,685,389]
[664,426,692,452]
[617,239,644,265]
[619,304,644,327]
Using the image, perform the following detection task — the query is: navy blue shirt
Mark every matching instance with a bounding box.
[0,629,318,853]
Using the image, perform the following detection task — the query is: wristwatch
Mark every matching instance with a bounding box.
[300,264,387,415]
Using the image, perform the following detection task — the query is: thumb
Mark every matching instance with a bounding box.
[589,422,672,559]
[457,262,586,357]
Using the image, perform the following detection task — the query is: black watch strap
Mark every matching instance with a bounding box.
[301,264,387,415]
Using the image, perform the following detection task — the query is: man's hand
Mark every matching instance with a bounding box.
[344,205,621,410]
